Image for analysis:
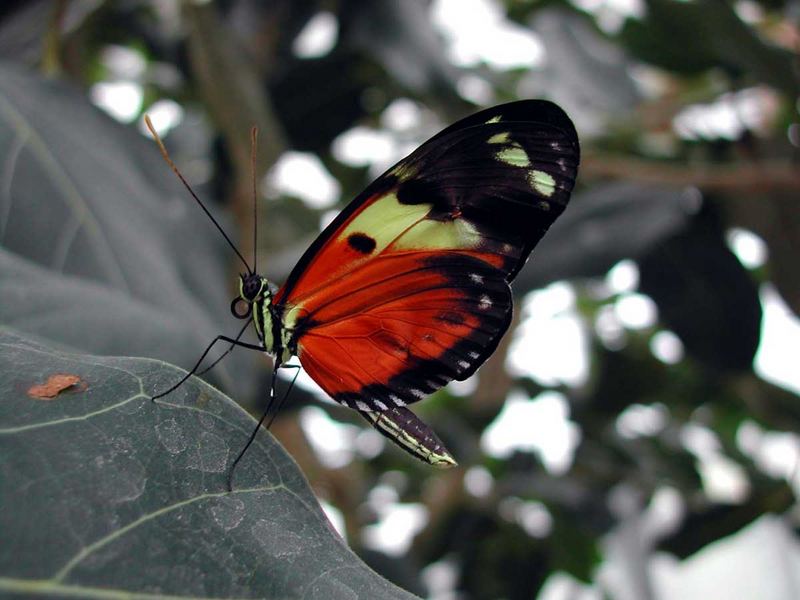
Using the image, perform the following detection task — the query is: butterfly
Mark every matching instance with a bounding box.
[147,99,579,474]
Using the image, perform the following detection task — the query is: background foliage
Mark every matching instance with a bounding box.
[1,1,799,599]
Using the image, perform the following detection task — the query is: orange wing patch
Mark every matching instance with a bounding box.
[288,252,511,411]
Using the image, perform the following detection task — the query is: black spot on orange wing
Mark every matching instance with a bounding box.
[348,232,377,254]
[436,311,466,326]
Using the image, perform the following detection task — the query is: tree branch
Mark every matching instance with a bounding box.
[581,154,800,194]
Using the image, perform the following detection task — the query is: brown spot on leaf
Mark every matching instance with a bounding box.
[27,374,84,400]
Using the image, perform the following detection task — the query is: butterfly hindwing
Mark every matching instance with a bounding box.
[274,100,579,437]
[292,252,512,410]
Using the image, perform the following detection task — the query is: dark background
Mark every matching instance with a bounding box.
[1,1,799,598]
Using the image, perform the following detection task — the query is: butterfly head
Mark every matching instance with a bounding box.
[231,273,272,319]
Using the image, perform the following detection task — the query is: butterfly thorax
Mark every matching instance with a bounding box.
[235,274,293,365]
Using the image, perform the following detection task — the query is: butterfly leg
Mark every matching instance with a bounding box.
[196,319,251,376]
[263,363,302,431]
[227,363,302,491]
[151,326,264,402]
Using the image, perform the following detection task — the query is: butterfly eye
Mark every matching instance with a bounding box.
[230,297,252,319]
[242,276,262,300]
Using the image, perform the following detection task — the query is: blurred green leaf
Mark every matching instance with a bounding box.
[639,201,762,372]
[549,513,601,582]
[620,0,799,95]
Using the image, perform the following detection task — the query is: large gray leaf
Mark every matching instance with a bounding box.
[0,1,102,64]
[0,62,258,399]
[0,328,418,599]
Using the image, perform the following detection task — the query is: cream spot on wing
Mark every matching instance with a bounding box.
[458,360,470,370]
[486,115,502,124]
[488,132,510,144]
[342,192,430,253]
[469,273,484,284]
[356,400,370,411]
[390,394,406,406]
[374,400,388,410]
[390,162,419,182]
[495,143,531,167]
[392,216,481,251]
[410,388,426,399]
[469,351,480,359]
[479,295,493,310]
[529,170,556,197]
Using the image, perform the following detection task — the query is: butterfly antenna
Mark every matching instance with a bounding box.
[250,126,258,274]
[144,115,252,274]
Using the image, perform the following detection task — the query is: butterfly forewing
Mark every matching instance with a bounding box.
[275,100,578,306]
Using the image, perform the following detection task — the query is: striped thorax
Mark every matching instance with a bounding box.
[234,273,293,365]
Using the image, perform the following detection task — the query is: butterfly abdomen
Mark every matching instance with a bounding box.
[359,406,457,468]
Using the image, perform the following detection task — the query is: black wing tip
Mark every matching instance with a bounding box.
[472,98,575,130]
[503,100,579,154]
